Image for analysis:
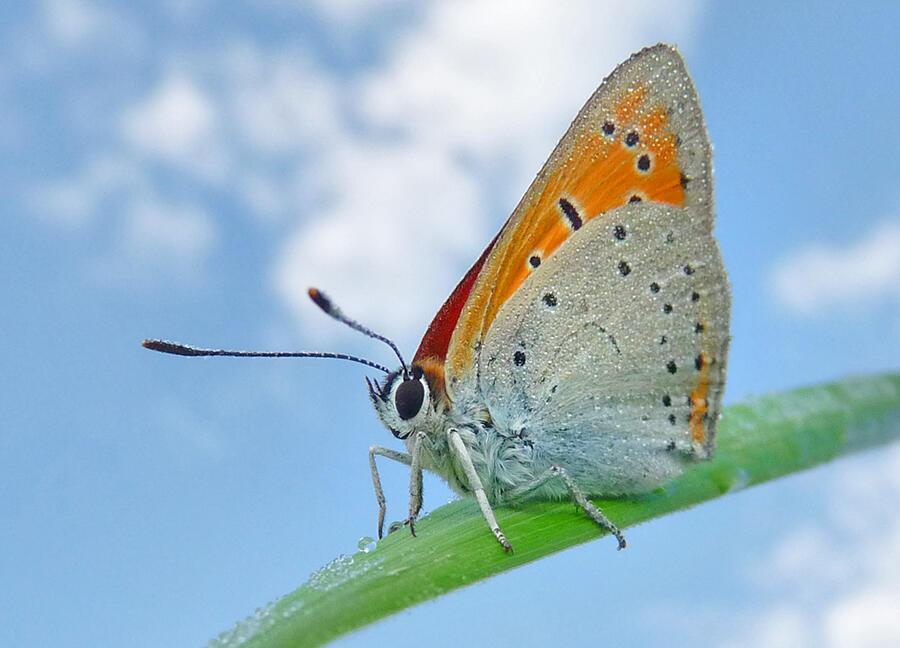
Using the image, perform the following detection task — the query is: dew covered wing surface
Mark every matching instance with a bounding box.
[479,203,730,495]
[443,44,712,397]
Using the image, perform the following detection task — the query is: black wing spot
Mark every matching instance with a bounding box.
[684,264,695,275]
[628,194,642,203]
[659,335,668,345]
[529,255,541,268]
[613,224,627,240]
[650,282,660,293]
[513,350,526,367]
[618,260,631,276]
[602,121,615,136]
[668,414,677,426]
[608,334,621,355]
[542,292,558,307]
[558,198,582,230]
[663,303,673,314]
[662,394,672,407]
[637,154,651,172]
[666,360,678,374]
[625,131,639,147]
[680,172,690,189]
[695,354,705,371]
[691,291,700,302]
[695,322,705,334]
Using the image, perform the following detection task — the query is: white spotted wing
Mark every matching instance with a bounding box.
[478,202,730,496]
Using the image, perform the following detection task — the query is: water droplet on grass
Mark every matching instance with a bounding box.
[357,536,376,553]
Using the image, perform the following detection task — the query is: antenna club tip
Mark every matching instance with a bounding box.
[142,339,195,356]
[307,287,332,313]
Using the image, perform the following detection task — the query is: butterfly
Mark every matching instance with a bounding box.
[145,43,730,552]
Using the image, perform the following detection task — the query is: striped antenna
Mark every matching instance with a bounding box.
[141,339,391,374]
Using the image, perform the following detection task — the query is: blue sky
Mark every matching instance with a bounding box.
[3,1,900,646]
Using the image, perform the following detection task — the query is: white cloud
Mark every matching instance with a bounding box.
[273,0,705,347]
[273,141,484,345]
[31,153,217,283]
[162,0,214,22]
[728,606,812,648]
[121,196,217,266]
[28,1,706,333]
[35,0,144,59]
[29,155,146,227]
[224,45,339,155]
[359,0,700,173]
[734,445,900,647]
[772,220,900,315]
[86,193,217,286]
[826,584,900,647]
[304,0,411,25]
[28,44,341,281]
[236,172,287,220]
[41,0,113,47]
[120,75,226,181]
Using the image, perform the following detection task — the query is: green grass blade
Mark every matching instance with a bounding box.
[210,373,900,648]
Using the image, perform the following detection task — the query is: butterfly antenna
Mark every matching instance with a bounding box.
[307,288,409,375]
[142,339,391,374]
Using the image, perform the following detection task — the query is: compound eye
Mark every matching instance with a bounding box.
[394,378,425,420]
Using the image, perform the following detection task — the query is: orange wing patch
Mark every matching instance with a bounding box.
[689,350,710,448]
[440,45,716,409]
[477,85,686,342]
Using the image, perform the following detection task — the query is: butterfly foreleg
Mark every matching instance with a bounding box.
[507,466,627,550]
[447,427,513,553]
[405,431,428,537]
[368,445,412,539]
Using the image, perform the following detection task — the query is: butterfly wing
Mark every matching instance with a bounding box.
[420,44,715,404]
[478,201,729,494]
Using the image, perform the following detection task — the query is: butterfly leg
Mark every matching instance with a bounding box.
[405,432,427,537]
[368,445,412,539]
[508,466,627,550]
[447,427,513,553]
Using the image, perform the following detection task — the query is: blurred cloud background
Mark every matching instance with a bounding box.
[2,1,900,646]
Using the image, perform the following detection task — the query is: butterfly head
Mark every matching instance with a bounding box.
[367,365,434,439]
